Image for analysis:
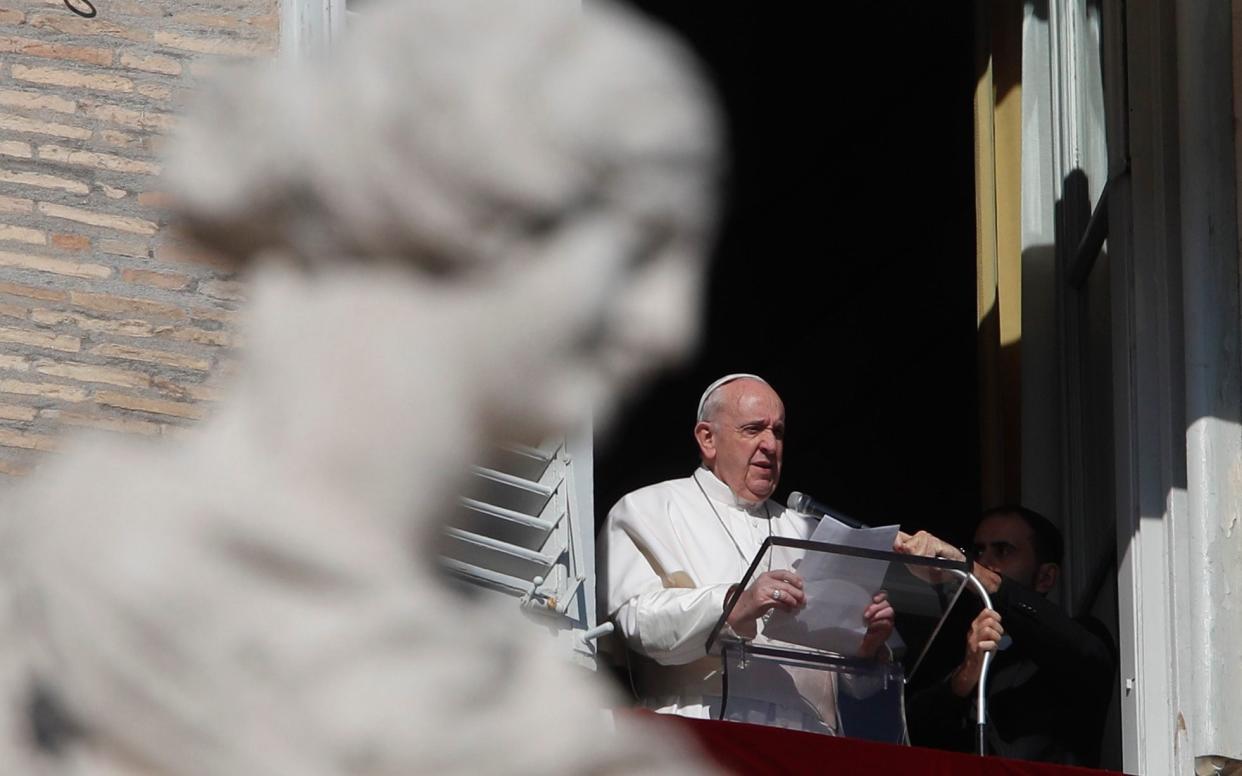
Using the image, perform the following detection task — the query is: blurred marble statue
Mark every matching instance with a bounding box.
[0,0,722,773]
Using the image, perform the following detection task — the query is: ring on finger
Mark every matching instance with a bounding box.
[772,588,783,601]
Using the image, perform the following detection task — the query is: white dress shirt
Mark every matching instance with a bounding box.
[600,468,839,733]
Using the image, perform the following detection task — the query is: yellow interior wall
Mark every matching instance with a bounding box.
[975,0,1023,507]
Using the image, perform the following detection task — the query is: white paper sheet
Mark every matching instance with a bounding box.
[759,515,900,655]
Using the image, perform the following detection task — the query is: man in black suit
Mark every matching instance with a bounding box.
[906,506,1115,766]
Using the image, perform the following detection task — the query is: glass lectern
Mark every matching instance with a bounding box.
[705,537,980,746]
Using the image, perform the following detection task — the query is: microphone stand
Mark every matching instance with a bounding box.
[945,568,995,756]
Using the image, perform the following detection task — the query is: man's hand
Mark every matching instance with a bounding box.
[893,530,964,585]
[969,562,1002,595]
[949,608,1003,697]
[893,530,965,561]
[858,591,895,659]
[894,531,1002,594]
[725,570,805,639]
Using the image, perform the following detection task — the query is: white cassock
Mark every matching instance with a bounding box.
[600,467,840,734]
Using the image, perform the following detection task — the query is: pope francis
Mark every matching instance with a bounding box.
[600,374,895,734]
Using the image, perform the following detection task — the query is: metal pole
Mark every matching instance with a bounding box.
[947,570,995,756]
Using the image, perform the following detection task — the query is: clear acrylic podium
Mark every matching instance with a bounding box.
[705,537,983,747]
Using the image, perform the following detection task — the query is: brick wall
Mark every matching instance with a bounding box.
[0,0,277,477]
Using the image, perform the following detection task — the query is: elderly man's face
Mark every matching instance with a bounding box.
[695,380,785,503]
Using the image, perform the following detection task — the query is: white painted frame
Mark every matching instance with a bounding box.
[1025,1,1242,770]
[1103,0,1186,771]
[1104,0,1242,771]
[1169,0,1242,768]
[280,0,347,58]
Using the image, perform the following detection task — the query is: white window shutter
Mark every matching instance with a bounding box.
[441,428,601,666]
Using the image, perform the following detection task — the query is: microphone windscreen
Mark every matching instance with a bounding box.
[787,491,807,513]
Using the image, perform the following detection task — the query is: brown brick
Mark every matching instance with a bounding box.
[0,112,92,140]
[0,379,87,402]
[30,308,155,338]
[137,191,174,209]
[0,225,46,246]
[151,376,192,400]
[173,12,268,31]
[136,82,173,101]
[51,408,162,436]
[37,144,162,176]
[0,355,30,373]
[198,279,246,302]
[85,317,157,338]
[11,64,134,94]
[27,310,72,328]
[158,325,233,348]
[68,290,187,321]
[0,403,37,422]
[36,360,151,389]
[27,14,148,43]
[0,302,25,320]
[0,89,77,115]
[153,31,269,57]
[96,128,140,148]
[0,282,68,303]
[0,140,33,159]
[0,326,81,353]
[189,306,240,325]
[155,240,239,272]
[96,390,205,420]
[120,267,191,290]
[97,238,148,259]
[0,36,113,67]
[51,233,90,252]
[102,0,162,17]
[118,50,182,76]
[0,167,91,195]
[38,203,158,236]
[100,184,128,200]
[83,102,176,133]
[90,342,211,372]
[0,249,111,279]
[0,195,33,215]
[0,428,57,452]
[0,10,24,24]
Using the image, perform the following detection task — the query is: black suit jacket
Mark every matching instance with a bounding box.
[905,578,1115,766]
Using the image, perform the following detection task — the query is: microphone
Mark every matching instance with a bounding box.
[787,491,871,529]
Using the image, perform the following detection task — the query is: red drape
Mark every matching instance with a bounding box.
[638,713,1127,776]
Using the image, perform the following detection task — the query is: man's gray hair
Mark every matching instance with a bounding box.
[696,373,769,423]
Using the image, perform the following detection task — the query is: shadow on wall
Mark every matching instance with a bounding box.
[1019,163,1130,771]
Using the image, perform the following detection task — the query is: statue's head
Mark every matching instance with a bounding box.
[167,0,723,435]
[0,8,724,773]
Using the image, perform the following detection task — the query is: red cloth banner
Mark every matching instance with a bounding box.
[643,714,1126,776]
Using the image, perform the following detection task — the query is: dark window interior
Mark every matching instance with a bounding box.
[597,3,980,546]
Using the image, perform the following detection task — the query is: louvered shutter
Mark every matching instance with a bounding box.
[442,429,603,665]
